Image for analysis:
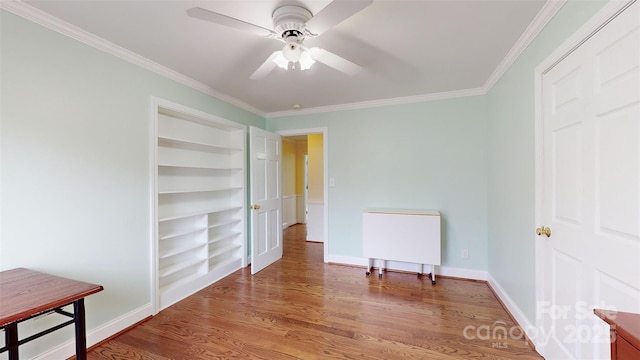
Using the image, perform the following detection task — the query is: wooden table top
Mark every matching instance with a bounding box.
[594,309,640,350]
[0,268,103,327]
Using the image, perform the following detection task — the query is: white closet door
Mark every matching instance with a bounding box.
[540,3,640,359]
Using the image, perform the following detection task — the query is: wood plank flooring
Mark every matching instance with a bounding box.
[86,224,543,359]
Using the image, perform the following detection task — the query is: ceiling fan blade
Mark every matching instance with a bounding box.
[187,7,275,37]
[305,0,373,35]
[309,47,361,76]
[250,52,281,80]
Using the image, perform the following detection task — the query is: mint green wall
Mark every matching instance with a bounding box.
[486,0,607,322]
[1,10,263,358]
[268,97,489,271]
[0,0,612,356]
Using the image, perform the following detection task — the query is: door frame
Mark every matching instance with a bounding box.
[533,0,634,352]
[277,127,329,262]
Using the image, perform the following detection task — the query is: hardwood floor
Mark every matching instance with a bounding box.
[87,224,543,359]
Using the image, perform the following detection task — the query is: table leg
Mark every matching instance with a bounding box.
[5,322,19,360]
[73,299,87,360]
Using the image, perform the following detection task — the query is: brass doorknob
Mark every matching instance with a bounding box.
[536,226,551,237]
[250,204,261,210]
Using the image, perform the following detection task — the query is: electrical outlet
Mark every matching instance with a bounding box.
[462,248,469,259]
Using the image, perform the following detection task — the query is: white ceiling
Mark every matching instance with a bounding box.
[19,0,548,116]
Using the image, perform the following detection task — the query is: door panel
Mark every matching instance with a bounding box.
[250,127,282,274]
[549,249,582,358]
[552,124,582,224]
[596,106,638,237]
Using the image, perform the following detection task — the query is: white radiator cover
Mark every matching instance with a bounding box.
[362,209,441,266]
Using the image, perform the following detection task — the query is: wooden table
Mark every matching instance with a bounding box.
[594,309,640,360]
[0,268,103,360]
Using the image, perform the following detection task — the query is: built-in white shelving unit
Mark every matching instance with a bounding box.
[152,99,246,311]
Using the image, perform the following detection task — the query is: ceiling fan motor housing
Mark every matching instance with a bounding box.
[272,5,313,42]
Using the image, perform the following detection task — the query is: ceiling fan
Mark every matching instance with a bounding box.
[186,0,372,80]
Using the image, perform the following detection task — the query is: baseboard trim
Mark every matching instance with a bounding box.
[325,254,368,267]
[33,303,154,360]
[438,266,487,281]
[67,316,152,360]
[325,254,487,281]
[486,273,538,351]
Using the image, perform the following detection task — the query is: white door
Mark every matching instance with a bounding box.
[250,127,283,274]
[540,2,640,359]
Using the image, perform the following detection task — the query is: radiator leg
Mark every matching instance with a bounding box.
[431,265,437,285]
[417,263,423,278]
[366,258,372,276]
[378,259,384,278]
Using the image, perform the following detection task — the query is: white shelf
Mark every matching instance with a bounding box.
[209,231,242,244]
[158,186,242,195]
[160,226,207,241]
[158,163,242,171]
[209,256,241,271]
[159,271,202,294]
[158,136,242,153]
[159,257,206,278]
[159,107,246,132]
[209,244,242,259]
[159,206,242,222]
[160,242,206,260]
[208,219,241,230]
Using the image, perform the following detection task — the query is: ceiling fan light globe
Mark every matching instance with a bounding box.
[299,51,315,71]
[272,52,289,70]
[282,42,301,62]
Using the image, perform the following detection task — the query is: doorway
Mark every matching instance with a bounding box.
[277,128,329,262]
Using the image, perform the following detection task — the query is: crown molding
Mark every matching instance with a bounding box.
[482,0,567,91]
[0,0,266,118]
[265,87,486,118]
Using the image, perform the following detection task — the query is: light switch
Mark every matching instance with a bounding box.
[329,178,336,187]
